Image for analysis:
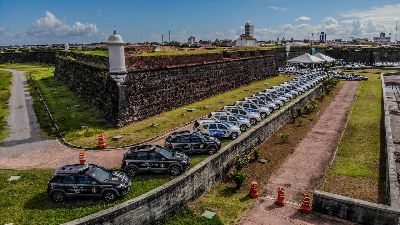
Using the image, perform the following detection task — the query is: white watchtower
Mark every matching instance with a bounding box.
[107,30,127,84]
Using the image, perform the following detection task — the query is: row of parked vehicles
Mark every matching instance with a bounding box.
[343,63,367,70]
[47,72,327,203]
[329,71,368,81]
[374,62,400,67]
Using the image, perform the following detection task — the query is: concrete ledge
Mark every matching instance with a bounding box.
[62,84,323,225]
[381,73,400,209]
[313,191,400,225]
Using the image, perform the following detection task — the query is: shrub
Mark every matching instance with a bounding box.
[234,154,250,170]
[229,171,247,189]
[279,133,289,143]
[253,147,260,160]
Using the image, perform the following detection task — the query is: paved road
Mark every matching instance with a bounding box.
[1,69,46,146]
[240,81,359,225]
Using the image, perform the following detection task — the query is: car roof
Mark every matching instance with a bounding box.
[127,145,164,153]
[55,164,96,175]
[170,130,192,136]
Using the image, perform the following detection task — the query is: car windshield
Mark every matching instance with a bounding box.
[90,167,111,182]
[159,148,174,158]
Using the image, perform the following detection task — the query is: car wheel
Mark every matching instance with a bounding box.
[260,112,266,118]
[207,145,218,155]
[240,124,247,132]
[125,166,138,177]
[103,191,117,203]
[250,118,257,125]
[230,132,238,140]
[169,165,181,176]
[51,191,65,203]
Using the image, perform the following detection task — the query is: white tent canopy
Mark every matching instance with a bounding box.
[314,53,336,62]
[287,53,325,64]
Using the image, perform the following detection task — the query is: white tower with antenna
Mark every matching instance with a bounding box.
[107,30,127,84]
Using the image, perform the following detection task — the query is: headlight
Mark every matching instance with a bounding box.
[118,183,127,188]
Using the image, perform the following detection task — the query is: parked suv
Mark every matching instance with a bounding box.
[194,119,241,140]
[222,106,261,125]
[165,131,221,154]
[209,112,251,132]
[121,145,190,177]
[47,164,131,203]
[235,100,271,118]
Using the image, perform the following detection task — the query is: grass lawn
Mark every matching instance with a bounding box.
[76,50,108,57]
[0,63,293,147]
[0,70,12,142]
[164,80,343,225]
[0,154,207,225]
[321,69,397,203]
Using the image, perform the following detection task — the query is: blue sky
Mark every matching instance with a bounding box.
[0,0,399,45]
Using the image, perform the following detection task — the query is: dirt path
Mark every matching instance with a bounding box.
[239,81,359,225]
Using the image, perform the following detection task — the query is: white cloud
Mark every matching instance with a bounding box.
[342,4,400,37]
[295,16,311,22]
[269,6,287,12]
[27,11,98,38]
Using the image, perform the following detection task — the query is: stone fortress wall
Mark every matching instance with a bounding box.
[1,47,399,126]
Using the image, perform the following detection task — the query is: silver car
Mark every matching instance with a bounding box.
[235,101,271,118]
[222,106,261,125]
[209,113,251,132]
[193,120,241,140]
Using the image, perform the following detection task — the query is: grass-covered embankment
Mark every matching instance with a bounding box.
[0,70,12,142]
[322,69,397,203]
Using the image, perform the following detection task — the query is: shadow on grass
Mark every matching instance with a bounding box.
[24,191,109,210]
[217,185,237,198]
[379,95,388,204]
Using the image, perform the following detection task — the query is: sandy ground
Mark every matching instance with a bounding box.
[239,81,359,225]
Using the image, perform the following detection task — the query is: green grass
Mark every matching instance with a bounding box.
[0,154,207,225]
[76,50,108,57]
[0,64,109,139]
[322,69,397,203]
[0,70,12,142]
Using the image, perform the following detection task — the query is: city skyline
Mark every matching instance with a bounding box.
[0,0,399,45]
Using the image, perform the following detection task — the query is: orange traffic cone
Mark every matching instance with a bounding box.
[249,181,259,198]
[275,187,286,206]
[299,193,312,213]
[79,151,86,164]
[98,134,107,149]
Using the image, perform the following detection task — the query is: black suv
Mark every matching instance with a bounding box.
[121,145,190,177]
[165,131,221,155]
[47,164,131,203]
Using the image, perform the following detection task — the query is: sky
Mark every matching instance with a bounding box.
[0,0,399,45]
